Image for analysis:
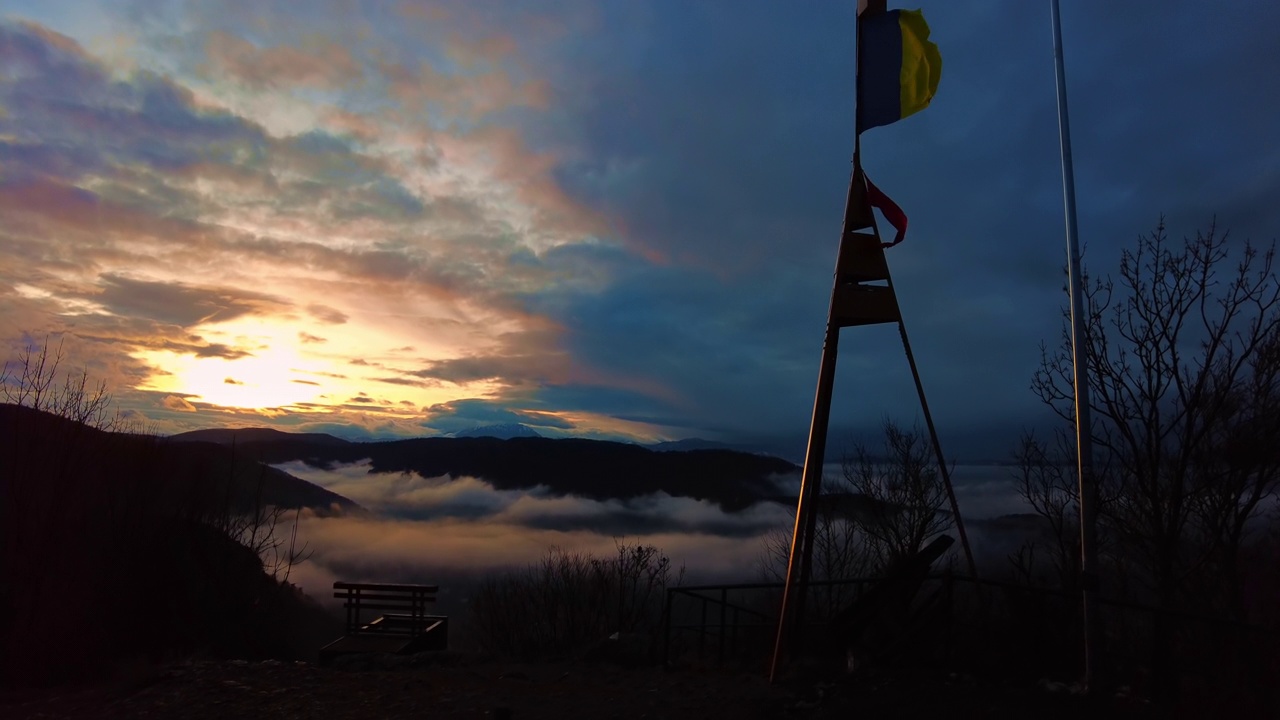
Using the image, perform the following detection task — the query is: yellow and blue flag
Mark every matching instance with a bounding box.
[856,5,942,134]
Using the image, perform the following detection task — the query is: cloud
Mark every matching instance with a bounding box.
[0,25,275,187]
[277,460,791,538]
[277,461,1037,604]
[5,0,1279,457]
[0,16,633,435]
[161,394,197,412]
[291,513,774,595]
[411,354,564,384]
[180,341,253,359]
[419,398,576,434]
[373,376,425,387]
[201,31,362,89]
[373,54,549,121]
[92,275,290,328]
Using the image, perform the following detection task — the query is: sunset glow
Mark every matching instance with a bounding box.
[3,1,1277,452]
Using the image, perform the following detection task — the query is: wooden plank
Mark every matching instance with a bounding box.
[836,233,889,282]
[832,284,901,327]
[377,613,448,623]
[360,618,446,637]
[334,592,437,602]
[339,601,437,612]
[333,581,438,593]
[844,170,874,231]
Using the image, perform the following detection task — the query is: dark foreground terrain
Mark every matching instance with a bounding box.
[2,655,1158,720]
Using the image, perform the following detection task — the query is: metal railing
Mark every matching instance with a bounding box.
[662,578,880,667]
[660,573,1280,686]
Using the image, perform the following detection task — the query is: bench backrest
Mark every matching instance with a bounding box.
[333,581,439,636]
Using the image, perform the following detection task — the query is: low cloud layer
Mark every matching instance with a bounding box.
[278,461,798,607]
[276,460,1037,609]
[276,460,793,538]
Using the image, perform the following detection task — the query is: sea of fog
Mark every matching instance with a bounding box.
[275,460,1039,612]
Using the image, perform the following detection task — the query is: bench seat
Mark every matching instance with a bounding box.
[318,581,448,665]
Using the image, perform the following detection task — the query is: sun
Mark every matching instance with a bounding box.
[134,320,335,410]
[136,343,329,410]
[131,314,522,416]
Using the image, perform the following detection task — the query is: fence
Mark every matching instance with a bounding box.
[660,573,1279,701]
[662,578,881,669]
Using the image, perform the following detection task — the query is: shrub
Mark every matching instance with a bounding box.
[468,542,683,661]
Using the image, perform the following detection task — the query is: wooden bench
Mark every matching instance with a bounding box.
[318,582,449,665]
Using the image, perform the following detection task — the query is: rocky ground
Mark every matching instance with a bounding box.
[1,653,1160,720]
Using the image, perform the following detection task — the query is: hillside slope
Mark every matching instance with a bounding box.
[0,404,351,685]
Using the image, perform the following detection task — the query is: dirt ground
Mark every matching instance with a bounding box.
[1,655,1160,720]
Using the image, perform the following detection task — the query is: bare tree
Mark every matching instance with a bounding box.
[470,542,683,659]
[760,421,954,618]
[760,484,883,619]
[1008,430,1080,590]
[842,420,953,567]
[1031,219,1280,617]
[1,337,116,430]
[208,453,313,587]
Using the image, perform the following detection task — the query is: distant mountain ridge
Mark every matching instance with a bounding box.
[453,423,542,439]
[164,425,800,512]
[646,437,759,453]
[171,426,352,446]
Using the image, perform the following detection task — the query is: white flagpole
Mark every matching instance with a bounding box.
[1050,0,1101,691]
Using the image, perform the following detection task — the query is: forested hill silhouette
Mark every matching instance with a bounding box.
[171,426,352,447]
[0,403,351,685]
[1,404,357,513]
[170,428,801,512]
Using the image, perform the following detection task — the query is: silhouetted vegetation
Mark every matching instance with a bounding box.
[1010,220,1280,708]
[760,421,954,619]
[468,542,683,662]
[738,224,1280,712]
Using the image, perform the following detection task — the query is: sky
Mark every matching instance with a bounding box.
[2,0,1278,459]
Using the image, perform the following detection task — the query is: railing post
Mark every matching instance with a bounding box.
[943,572,954,664]
[719,587,728,664]
[699,596,708,659]
[732,607,740,660]
[662,588,674,668]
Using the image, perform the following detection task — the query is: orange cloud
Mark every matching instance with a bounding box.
[455,126,611,239]
[161,395,198,412]
[17,21,86,59]
[1,18,677,442]
[0,177,210,258]
[203,31,362,89]
[444,33,518,68]
[378,57,548,121]
[322,108,383,143]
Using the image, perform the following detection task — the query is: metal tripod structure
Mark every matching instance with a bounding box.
[767,157,978,682]
[768,0,1099,689]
